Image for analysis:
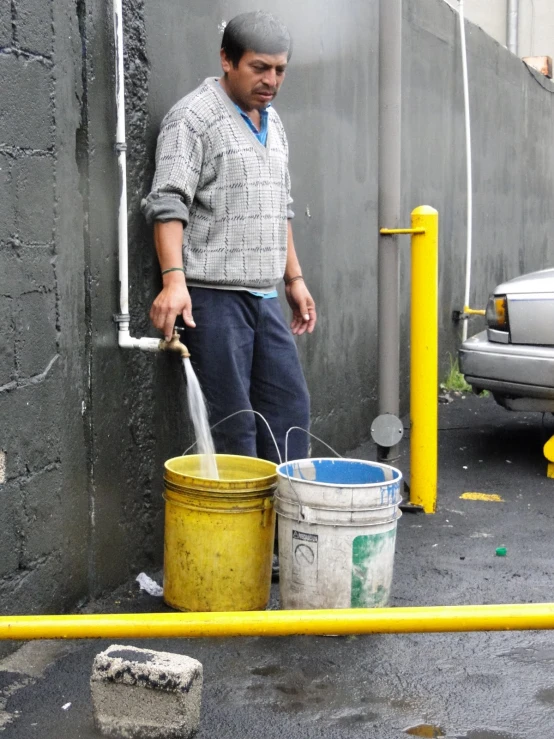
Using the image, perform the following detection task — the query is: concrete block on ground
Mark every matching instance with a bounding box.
[91,644,203,739]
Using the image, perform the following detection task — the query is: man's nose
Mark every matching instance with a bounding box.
[262,69,277,88]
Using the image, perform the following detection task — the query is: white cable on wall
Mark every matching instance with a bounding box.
[458,0,473,342]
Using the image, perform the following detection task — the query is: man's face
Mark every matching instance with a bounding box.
[220,49,288,112]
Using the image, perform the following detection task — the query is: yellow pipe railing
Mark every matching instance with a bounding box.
[380,228,426,236]
[2,603,554,640]
[380,206,439,513]
[463,305,486,317]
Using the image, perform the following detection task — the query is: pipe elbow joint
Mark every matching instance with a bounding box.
[118,330,163,353]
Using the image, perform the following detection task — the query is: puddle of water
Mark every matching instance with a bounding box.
[275,683,299,696]
[334,709,379,725]
[250,664,281,677]
[404,725,445,738]
[498,646,554,663]
[361,692,413,710]
[537,687,554,705]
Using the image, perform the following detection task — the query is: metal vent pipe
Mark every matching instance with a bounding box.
[377,0,402,461]
[507,0,519,55]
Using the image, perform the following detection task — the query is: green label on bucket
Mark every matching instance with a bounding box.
[351,531,396,608]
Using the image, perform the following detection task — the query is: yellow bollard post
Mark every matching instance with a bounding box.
[543,435,554,478]
[410,206,439,512]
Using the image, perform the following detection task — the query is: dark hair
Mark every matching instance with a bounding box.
[221,11,292,67]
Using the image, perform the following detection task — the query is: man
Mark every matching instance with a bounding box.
[142,11,316,464]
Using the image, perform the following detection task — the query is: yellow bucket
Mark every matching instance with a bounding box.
[163,454,277,612]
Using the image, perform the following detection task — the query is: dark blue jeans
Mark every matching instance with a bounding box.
[182,288,310,464]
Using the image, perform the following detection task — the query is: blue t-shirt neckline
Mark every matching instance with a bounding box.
[217,81,270,146]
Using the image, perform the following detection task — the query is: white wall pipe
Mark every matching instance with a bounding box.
[507,0,519,55]
[458,0,473,342]
[113,0,161,352]
[113,0,129,319]
[118,332,163,352]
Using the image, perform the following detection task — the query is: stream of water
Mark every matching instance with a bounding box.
[182,358,219,479]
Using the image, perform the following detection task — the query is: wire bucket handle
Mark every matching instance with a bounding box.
[283,427,343,523]
[183,413,343,524]
[183,409,282,462]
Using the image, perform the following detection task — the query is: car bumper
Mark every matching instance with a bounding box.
[459,330,554,403]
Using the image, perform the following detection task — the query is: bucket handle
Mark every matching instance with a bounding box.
[284,426,343,523]
[183,409,282,463]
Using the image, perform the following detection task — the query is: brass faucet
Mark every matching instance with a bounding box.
[160,332,190,358]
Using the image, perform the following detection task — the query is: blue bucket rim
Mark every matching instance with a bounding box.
[276,457,402,489]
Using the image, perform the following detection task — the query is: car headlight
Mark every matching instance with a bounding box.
[485,295,509,331]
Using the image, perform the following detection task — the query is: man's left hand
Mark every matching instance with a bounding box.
[285,280,317,335]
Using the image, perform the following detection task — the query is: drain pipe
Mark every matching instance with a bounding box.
[112,0,162,353]
[376,0,402,461]
[507,0,519,55]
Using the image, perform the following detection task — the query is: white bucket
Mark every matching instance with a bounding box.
[275,458,402,609]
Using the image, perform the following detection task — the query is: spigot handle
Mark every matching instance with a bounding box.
[160,331,190,358]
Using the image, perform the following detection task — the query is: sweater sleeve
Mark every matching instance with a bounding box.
[280,121,294,219]
[141,115,203,225]
[286,166,294,220]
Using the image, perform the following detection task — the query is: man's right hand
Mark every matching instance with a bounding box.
[149,275,196,341]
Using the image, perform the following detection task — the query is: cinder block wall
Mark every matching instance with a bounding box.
[0,0,89,622]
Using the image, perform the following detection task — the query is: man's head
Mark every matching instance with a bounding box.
[220,11,292,112]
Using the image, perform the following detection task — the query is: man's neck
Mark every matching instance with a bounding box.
[218,76,261,126]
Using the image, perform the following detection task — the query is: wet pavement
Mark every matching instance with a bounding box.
[2,394,554,738]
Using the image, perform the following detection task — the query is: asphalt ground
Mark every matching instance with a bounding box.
[2,394,554,738]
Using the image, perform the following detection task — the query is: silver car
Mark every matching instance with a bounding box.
[459,268,554,411]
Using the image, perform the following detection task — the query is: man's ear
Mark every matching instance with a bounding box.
[220,48,232,74]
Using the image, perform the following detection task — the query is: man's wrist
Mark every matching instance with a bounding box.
[284,274,304,286]
[162,269,186,286]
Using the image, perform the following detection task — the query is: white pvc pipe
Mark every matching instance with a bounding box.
[113,0,160,352]
[113,0,129,318]
[458,0,473,342]
[118,331,163,352]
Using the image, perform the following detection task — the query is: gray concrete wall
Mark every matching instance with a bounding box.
[444,0,508,48]
[444,0,554,61]
[402,0,554,384]
[142,0,380,454]
[1,0,554,617]
[519,0,554,60]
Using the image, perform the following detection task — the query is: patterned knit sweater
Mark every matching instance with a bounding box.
[142,77,294,289]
